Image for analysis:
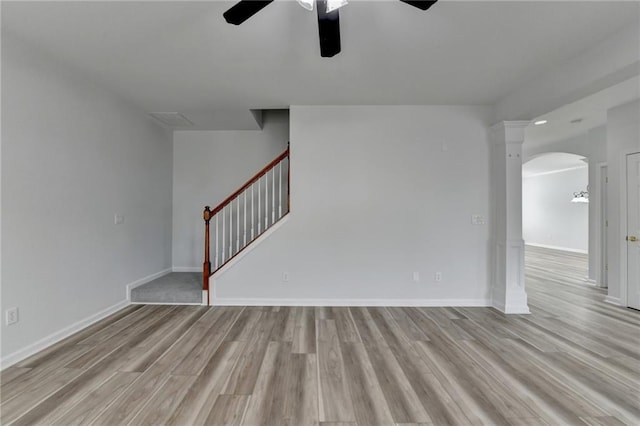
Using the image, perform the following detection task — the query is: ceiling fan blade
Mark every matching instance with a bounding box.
[223,0,274,25]
[317,0,341,57]
[399,0,438,11]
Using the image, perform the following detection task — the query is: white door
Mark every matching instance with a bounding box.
[627,153,640,309]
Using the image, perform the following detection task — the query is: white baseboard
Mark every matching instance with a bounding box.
[209,298,491,307]
[2,268,175,370]
[131,302,203,306]
[0,299,129,370]
[491,300,531,314]
[126,268,172,301]
[172,267,201,273]
[498,305,531,314]
[525,243,588,255]
[604,295,622,306]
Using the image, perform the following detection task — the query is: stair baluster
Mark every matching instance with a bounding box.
[202,148,290,304]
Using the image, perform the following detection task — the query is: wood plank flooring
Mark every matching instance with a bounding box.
[2,247,639,425]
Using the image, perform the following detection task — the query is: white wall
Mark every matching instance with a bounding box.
[523,127,607,162]
[211,106,493,304]
[606,99,640,303]
[172,111,289,270]
[523,167,589,252]
[1,35,173,362]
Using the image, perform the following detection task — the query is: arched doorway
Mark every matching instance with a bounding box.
[522,152,598,291]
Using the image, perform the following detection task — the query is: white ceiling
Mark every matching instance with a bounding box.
[522,152,587,178]
[2,0,638,129]
[524,76,640,149]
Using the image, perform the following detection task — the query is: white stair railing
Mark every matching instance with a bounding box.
[202,148,290,298]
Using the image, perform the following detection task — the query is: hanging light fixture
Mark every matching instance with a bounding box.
[296,0,314,11]
[571,190,589,203]
[297,0,348,13]
[326,0,348,13]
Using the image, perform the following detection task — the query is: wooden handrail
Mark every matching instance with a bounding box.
[210,148,289,216]
[202,147,290,304]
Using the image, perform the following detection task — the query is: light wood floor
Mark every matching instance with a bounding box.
[2,247,639,425]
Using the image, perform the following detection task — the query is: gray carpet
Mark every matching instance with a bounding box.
[131,272,202,304]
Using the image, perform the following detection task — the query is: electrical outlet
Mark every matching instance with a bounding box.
[412,271,420,282]
[6,307,19,326]
[282,272,289,282]
[471,215,485,225]
[435,272,443,283]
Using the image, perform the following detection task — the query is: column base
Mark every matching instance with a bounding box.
[493,300,531,314]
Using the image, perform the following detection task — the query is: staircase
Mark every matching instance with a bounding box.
[202,148,290,304]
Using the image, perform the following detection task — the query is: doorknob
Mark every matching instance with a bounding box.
[627,236,638,242]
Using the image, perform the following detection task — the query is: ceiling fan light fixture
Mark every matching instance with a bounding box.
[297,0,314,11]
[326,0,348,13]
[223,0,438,57]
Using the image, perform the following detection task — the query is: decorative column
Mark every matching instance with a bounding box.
[586,154,598,285]
[490,121,530,314]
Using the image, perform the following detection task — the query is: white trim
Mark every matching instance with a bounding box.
[126,268,172,301]
[501,305,531,314]
[172,266,201,273]
[604,295,622,306]
[619,151,628,306]
[595,162,608,288]
[211,214,291,281]
[0,299,129,370]
[131,302,203,306]
[209,298,491,307]
[522,164,588,179]
[583,278,598,286]
[489,121,530,144]
[492,300,531,315]
[525,243,588,254]
[619,150,640,308]
[176,215,291,280]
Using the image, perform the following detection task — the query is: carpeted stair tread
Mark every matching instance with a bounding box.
[131,272,201,304]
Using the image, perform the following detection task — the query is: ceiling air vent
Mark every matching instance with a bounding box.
[149,112,194,127]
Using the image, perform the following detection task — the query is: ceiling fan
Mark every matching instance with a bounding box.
[223,0,439,58]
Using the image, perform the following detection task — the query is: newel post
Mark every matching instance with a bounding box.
[203,206,212,294]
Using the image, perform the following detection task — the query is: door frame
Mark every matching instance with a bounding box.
[620,151,640,307]
[595,162,608,288]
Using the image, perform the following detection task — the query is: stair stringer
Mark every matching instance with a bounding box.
[208,214,291,306]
